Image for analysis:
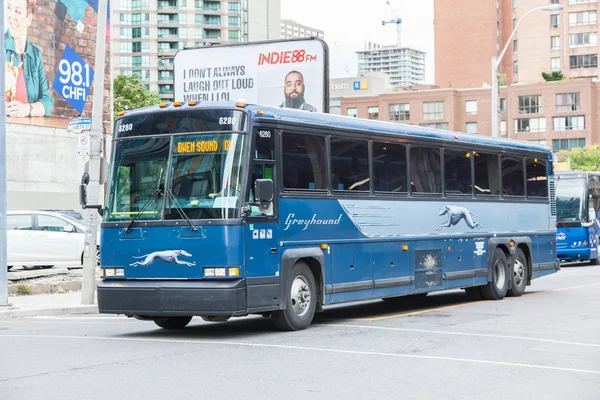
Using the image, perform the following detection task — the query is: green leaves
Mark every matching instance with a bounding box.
[559,145,600,171]
[113,74,162,120]
[542,71,564,82]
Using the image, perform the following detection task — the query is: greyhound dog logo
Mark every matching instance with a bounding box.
[129,250,196,267]
[436,205,483,231]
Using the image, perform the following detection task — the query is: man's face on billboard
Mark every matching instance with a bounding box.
[284,72,305,99]
[7,0,32,40]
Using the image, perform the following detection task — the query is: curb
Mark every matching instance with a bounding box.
[0,305,99,319]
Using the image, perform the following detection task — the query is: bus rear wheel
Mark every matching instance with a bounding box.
[272,262,316,331]
[154,316,192,330]
[507,248,528,297]
[480,248,509,301]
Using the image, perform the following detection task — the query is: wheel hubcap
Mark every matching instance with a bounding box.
[514,259,525,286]
[494,259,506,290]
[290,275,311,317]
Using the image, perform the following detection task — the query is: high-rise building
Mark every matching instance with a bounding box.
[434,0,600,88]
[280,19,324,40]
[111,0,281,101]
[356,43,426,87]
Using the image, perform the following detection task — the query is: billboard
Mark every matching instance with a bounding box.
[174,38,329,113]
[4,0,111,129]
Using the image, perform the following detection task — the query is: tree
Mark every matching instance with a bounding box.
[558,145,600,171]
[113,74,162,119]
[542,71,564,82]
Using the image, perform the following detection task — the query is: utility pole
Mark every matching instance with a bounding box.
[0,0,9,307]
[81,0,107,305]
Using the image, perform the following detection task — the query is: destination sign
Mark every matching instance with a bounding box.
[175,139,232,154]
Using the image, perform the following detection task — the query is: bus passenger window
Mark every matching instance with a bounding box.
[410,146,442,194]
[282,133,326,190]
[444,149,473,195]
[373,142,407,193]
[474,153,500,195]
[502,156,525,197]
[330,138,370,192]
[526,157,548,198]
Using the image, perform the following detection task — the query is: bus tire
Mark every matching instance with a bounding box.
[480,248,509,301]
[153,316,192,330]
[272,262,316,331]
[507,248,528,297]
[590,257,599,265]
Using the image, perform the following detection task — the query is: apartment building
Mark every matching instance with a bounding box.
[357,43,426,87]
[435,0,600,88]
[111,0,281,100]
[341,80,598,153]
[281,19,324,40]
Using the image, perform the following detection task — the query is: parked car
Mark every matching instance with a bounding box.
[7,210,86,270]
[39,209,84,221]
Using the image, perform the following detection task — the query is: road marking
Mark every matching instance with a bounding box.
[366,281,600,321]
[365,302,482,321]
[322,324,600,348]
[0,333,598,376]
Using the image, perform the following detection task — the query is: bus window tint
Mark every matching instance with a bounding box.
[526,157,548,198]
[282,133,326,190]
[444,149,473,195]
[502,156,525,196]
[474,153,500,195]
[373,142,407,193]
[331,138,370,191]
[410,146,442,194]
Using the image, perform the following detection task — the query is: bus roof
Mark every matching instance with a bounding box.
[118,101,553,156]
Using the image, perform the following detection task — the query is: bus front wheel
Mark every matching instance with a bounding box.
[272,262,316,331]
[480,248,509,301]
[154,316,192,330]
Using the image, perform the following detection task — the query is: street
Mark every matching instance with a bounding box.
[0,264,598,399]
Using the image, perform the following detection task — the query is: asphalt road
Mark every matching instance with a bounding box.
[1,264,599,400]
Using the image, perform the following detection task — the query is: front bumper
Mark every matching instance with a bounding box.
[97,279,247,317]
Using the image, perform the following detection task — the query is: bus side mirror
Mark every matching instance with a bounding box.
[79,172,104,217]
[255,179,274,213]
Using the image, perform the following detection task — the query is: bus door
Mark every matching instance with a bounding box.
[244,128,280,308]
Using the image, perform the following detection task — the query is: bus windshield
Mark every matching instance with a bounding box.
[556,178,586,223]
[165,134,245,220]
[105,134,245,222]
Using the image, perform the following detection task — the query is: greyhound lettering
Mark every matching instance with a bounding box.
[436,205,483,231]
[129,250,196,267]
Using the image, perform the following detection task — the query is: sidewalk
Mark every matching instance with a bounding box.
[0,291,98,319]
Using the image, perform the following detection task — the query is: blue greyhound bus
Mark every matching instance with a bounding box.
[85,101,560,331]
[556,171,600,264]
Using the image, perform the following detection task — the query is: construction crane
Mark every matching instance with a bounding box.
[381,0,403,47]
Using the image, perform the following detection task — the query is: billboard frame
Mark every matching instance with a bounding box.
[173,37,330,113]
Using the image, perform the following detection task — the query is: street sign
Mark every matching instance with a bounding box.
[78,133,90,155]
[68,117,92,134]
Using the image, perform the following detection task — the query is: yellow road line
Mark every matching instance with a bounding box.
[365,281,600,322]
[365,302,487,322]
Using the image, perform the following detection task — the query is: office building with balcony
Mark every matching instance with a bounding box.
[111,0,281,100]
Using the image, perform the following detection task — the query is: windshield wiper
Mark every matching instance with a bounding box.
[165,189,197,232]
[125,167,164,233]
[124,188,163,233]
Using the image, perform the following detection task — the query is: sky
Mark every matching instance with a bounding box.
[280,0,435,83]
